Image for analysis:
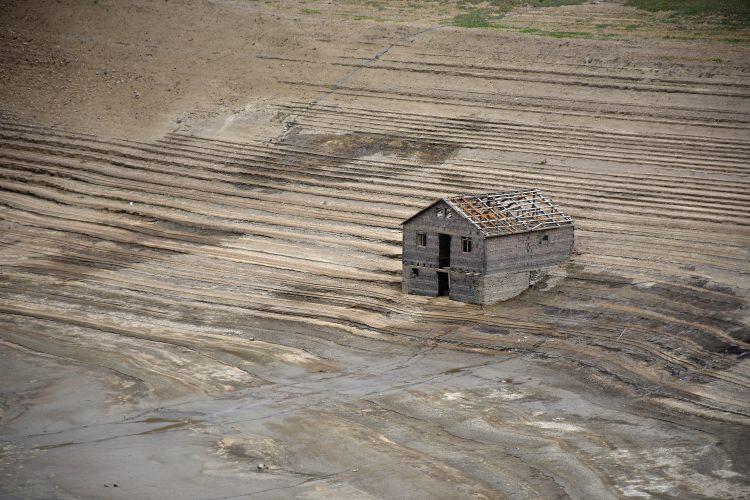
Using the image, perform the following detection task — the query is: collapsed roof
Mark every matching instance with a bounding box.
[405,189,574,237]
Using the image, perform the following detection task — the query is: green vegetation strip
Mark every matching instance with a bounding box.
[450,1,586,29]
[625,0,750,28]
[448,0,749,41]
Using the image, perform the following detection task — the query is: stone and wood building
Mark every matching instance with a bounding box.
[401,189,574,305]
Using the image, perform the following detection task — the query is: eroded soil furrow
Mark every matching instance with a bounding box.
[6,171,748,281]
[283,102,750,153]
[348,55,750,90]
[4,135,749,239]
[4,119,748,195]
[169,132,750,194]
[280,81,750,130]
[259,55,750,97]
[164,134,750,207]
[283,106,750,171]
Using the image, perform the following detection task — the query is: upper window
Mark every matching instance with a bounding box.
[446,210,453,219]
[539,234,549,244]
[461,237,472,253]
[416,232,427,247]
[436,208,444,218]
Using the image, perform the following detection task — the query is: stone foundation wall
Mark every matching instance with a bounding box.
[449,271,482,304]
[480,271,531,305]
[402,264,439,297]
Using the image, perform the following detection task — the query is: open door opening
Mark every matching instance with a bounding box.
[437,271,450,296]
[438,233,451,269]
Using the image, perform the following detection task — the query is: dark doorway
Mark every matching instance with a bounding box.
[438,233,451,268]
[437,271,450,296]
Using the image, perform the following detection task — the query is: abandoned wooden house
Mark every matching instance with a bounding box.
[401,189,574,305]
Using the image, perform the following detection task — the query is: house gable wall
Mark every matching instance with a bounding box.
[402,200,484,273]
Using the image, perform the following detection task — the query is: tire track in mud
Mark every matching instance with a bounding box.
[258,55,750,98]
[281,81,750,130]
[356,56,750,90]
[341,55,750,91]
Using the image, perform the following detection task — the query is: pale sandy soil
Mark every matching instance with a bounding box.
[0,0,749,498]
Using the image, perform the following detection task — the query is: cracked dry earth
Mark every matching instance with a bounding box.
[0,0,749,498]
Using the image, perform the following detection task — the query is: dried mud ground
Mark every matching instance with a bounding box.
[1,0,749,498]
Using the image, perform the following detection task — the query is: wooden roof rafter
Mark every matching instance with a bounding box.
[444,189,573,237]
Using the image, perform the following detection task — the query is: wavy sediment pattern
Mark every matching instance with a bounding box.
[1,111,747,408]
[1,28,750,497]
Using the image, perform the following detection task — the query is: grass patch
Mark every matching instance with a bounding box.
[451,9,497,28]
[450,0,586,28]
[520,27,616,39]
[624,0,750,28]
[521,28,594,38]
[455,0,586,8]
[299,8,320,14]
[364,0,385,10]
[531,0,587,6]
[444,0,747,42]
[350,14,384,21]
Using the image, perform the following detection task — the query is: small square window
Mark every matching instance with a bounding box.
[411,267,419,277]
[416,232,427,247]
[539,234,549,244]
[446,210,453,219]
[436,208,444,218]
[461,237,472,253]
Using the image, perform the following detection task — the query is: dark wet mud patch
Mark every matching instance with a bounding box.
[551,267,748,345]
[140,417,184,424]
[154,219,244,239]
[542,303,747,376]
[282,131,459,165]
[138,419,199,435]
[37,441,76,450]
[19,240,185,282]
[33,420,200,451]
[650,278,743,313]
[473,325,511,335]
[14,209,251,284]
[563,268,632,289]
[656,322,746,354]
[566,265,743,315]
[220,442,266,462]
